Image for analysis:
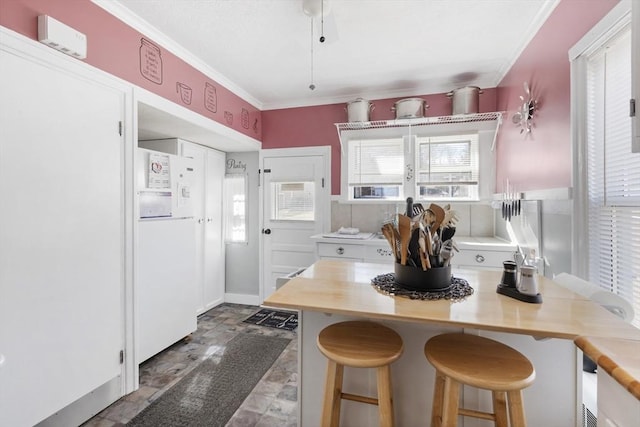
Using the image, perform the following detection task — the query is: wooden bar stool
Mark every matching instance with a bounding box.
[424,333,535,427]
[317,321,404,427]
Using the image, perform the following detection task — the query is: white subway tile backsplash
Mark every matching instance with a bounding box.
[330,202,496,237]
[331,201,352,231]
[469,204,494,237]
[448,203,471,236]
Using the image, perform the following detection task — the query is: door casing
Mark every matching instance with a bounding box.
[259,146,331,303]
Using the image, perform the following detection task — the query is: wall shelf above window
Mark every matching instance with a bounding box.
[335,111,504,152]
[337,112,504,203]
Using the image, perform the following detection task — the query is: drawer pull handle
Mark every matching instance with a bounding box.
[475,254,485,263]
[336,247,344,255]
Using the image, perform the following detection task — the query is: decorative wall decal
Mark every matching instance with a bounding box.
[176,82,192,105]
[224,111,233,125]
[139,38,163,84]
[253,119,259,134]
[204,82,217,113]
[241,108,249,129]
[226,158,247,172]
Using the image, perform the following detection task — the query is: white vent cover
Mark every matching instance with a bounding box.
[37,15,87,59]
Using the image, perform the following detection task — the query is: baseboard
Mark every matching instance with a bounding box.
[224,292,260,306]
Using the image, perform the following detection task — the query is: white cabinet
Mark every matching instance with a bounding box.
[182,142,226,314]
[1,47,126,426]
[597,368,640,427]
[314,236,395,264]
[451,237,516,270]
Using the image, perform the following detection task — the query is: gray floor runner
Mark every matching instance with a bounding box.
[127,333,291,427]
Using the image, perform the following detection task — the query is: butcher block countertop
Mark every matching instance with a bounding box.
[264,260,640,341]
[575,336,640,400]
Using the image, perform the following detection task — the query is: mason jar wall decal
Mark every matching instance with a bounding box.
[176,82,192,105]
[241,108,249,129]
[204,82,217,113]
[139,38,163,84]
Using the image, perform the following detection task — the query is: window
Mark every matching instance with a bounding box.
[583,25,640,327]
[343,131,486,202]
[347,138,404,200]
[416,134,479,200]
[223,174,247,243]
[270,181,315,221]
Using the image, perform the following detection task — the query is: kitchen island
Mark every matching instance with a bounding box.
[263,260,640,427]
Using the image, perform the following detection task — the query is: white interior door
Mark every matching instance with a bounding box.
[261,148,330,301]
[0,50,124,425]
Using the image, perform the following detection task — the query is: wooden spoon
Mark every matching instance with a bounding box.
[398,214,411,266]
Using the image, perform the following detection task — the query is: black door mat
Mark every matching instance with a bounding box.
[243,309,298,331]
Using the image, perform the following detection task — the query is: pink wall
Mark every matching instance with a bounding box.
[265,0,619,195]
[263,89,498,195]
[0,0,262,141]
[495,0,619,192]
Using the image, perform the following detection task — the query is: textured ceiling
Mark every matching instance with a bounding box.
[102,0,559,110]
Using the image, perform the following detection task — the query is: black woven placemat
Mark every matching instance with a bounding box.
[371,273,474,301]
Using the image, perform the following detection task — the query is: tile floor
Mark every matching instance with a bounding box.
[83,303,298,427]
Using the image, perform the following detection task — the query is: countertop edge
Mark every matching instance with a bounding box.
[575,336,640,401]
[262,299,577,341]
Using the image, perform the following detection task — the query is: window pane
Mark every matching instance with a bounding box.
[352,185,401,199]
[418,184,476,199]
[348,138,404,185]
[224,174,247,243]
[416,134,479,200]
[271,181,315,221]
[586,27,639,327]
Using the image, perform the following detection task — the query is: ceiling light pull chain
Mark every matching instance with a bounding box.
[320,0,325,43]
[309,19,315,90]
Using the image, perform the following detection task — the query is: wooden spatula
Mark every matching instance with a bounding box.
[428,203,445,235]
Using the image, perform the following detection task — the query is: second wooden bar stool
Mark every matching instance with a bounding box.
[424,333,535,427]
[317,321,404,427]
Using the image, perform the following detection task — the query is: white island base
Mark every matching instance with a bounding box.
[298,311,579,427]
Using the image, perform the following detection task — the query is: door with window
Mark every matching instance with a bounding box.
[260,147,330,301]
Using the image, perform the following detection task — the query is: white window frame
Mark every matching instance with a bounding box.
[340,121,497,203]
[570,1,639,327]
[570,1,631,276]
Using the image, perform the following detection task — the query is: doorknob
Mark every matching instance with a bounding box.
[263,228,271,235]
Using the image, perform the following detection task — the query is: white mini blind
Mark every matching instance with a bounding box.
[586,27,640,327]
[415,134,479,185]
[347,138,404,185]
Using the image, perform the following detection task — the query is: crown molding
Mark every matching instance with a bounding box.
[494,0,561,87]
[91,0,263,110]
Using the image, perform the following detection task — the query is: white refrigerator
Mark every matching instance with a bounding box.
[136,148,197,363]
